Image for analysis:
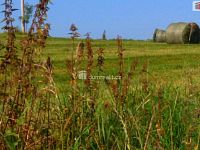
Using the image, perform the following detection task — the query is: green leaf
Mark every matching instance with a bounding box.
[4,130,20,150]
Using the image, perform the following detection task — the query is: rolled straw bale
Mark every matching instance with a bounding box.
[166,22,200,44]
[153,29,166,43]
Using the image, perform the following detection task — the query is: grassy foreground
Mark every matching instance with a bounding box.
[0,31,200,149]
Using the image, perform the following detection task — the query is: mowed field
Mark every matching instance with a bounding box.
[1,32,200,88]
[43,38,200,88]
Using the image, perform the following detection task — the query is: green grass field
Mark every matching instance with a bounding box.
[37,35,200,91]
[2,32,200,85]
[45,36,200,87]
[0,32,200,149]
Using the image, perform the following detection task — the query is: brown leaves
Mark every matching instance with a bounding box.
[76,42,84,62]
[97,48,105,72]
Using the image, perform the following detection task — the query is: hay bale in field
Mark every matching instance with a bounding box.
[166,22,200,44]
[153,29,166,43]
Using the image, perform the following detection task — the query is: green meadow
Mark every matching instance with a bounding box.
[33,35,200,88]
[2,32,200,85]
[0,32,200,149]
[47,37,200,85]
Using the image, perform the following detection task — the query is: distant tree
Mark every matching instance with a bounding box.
[19,2,33,32]
[102,30,107,40]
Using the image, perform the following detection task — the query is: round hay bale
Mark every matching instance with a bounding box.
[153,29,166,43]
[166,22,200,44]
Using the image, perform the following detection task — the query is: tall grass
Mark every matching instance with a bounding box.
[0,1,200,150]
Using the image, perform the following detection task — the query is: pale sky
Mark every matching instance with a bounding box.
[0,0,200,39]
